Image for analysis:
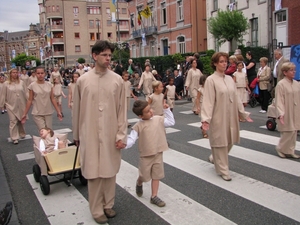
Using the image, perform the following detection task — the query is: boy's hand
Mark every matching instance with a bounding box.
[116,140,126,149]
[163,103,169,109]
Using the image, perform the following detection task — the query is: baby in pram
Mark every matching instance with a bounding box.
[39,127,66,155]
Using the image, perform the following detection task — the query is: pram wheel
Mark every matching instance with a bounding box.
[249,97,257,108]
[33,164,41,183]
[40,176,50,195]
[79,170,87,186]
[266,118,276,131]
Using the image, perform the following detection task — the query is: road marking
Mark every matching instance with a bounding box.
[240,130,300,150]
[54,128,72,134]
[187,122,202,128]
[26,174,101,225]
[179,110,194,114]
[117,160,236,225]
[165,127,180,134]
[259,125,267,129]
[17,151,35,161]
[189,138,300,176]
[8,134,32,142]
[128,118,140,123]
[164,149,300,222]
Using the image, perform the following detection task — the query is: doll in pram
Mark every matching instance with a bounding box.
[32,128,87,195]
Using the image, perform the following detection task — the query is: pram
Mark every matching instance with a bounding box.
[266,99,277,131]
[249,78,260,108]
[32,133,87,195]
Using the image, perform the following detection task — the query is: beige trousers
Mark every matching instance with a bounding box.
[88,176,116,219]
[32,114,53,131]
[7,109,26,141]
[276,131,297,155]
[191,89,198,112]
[211,144,233,176]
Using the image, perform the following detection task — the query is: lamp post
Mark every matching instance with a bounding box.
[116,0,121,65]
[96,18,100,40]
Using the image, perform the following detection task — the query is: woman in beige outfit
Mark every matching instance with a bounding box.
[138,65,156,101]
[185,59,202,114]
[257,57,271,113]
[21,66,62,131]
[201,52,253,181]
[0,69,27,144]
[275,62,300,159]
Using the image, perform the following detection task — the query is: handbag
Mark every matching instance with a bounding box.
[254,84,259,95]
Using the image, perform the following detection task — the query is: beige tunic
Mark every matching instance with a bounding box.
[68,83,76,104]
[166,85,176,108]
[185,68,202,92]
[124,80,132,97]
[20,74,30,88]
[29,76,37,84]
[76,69,85,76]
[201,72,250,147]
[53,83,62,97]
[233,71,249,103]
[28,82,54,115]
[275,77,300,131]
[132,116,168,157]
[0,80,27,120]
[41,135,58,154]
[149,93,164,116]
[72,68,127,179]
[139,71,156,95]
[50,71,63,84]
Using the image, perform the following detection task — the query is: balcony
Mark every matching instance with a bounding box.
[52,38,64,43]
[119,25,129,31]
[51,24,63,30]
[53,51,65,57]
[132,26,157,39]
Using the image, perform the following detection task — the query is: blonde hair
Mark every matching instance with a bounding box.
[40,127,54,137]
[281,62,296,73]
[152,70,157,75]
[8,69,19,84]
[259,57,268,64]
[152,80,162,90]
[229,55,237,62]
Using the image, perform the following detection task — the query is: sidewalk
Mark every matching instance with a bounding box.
[0,157,19,225]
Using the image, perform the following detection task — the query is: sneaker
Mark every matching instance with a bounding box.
[150,196,166,207]
[260,110,266,113]
[104,208,116,218]
[1,111,4,114]
[13,140,18,145]
[136,183,143,197]
[221,175,232,181]
[0,201,13,225]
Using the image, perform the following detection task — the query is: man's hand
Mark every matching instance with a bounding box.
[116,140,126,149]
[74,140,80,147]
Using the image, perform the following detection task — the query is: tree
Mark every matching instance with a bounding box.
[77,57,86,64]
[11,53,41,68]
[112,42,130,67]
[208,10,250,52]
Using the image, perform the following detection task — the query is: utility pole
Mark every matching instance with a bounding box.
[96,18,100,40]
[116,0,121,65]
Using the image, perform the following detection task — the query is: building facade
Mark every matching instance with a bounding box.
[38,0,130,68]
[206,0,271,52]
[0,24,43,72]
[127,0,207,58]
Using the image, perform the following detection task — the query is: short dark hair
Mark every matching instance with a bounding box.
[122,71,129,76]
[194,53,200,59]
[132,100,148,116]
[199,75,207,86]
[92,40,115,55]
[210,52,229,71]
[36,66,46,72]
[168,77,174,82]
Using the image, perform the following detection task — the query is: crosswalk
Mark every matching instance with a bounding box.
[9,110,300,225]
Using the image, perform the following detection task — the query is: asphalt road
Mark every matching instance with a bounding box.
[0,94,300,225]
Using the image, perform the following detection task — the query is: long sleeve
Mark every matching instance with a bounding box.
[0,83,6,108]
[164,108,175,127]
[185,69,192,87]
[139,73,145,87]
[72,82,80,140]
[201,77,215,123]
[275,83,285,117]
[125,129,138,149]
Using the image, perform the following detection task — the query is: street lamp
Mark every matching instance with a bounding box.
[96,18,100,40]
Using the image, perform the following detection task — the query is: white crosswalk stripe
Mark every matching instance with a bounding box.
[18,125,300,224]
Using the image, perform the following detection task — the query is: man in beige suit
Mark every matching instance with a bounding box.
[273,48,289,85]
[72,40,127,224]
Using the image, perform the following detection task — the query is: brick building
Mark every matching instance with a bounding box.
[0,24,43,72]
[127,0,207,58]
[38,0,130,68]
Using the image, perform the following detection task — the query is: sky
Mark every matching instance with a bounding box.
[0,0,40,32]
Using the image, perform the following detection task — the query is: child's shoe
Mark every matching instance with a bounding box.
[0,201,13,225]
[136,183,143,197]
[1,110,4,114]
[150,196,165,207]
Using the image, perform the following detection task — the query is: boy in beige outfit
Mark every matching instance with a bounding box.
[125,100,175,207]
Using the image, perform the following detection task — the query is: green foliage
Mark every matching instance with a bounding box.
[171,53,185,65]
[208,10,250,51]
[112,42,130,66]
[77,57,86,64]
[11,53,41,68]
[237,45,271,63]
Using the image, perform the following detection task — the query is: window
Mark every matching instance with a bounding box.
[52,5,55,12]
[177,1,183,21]
[96,33,100,40]
[213,0,218,11]
[87,6,100,14]
[56,5,59,12]
[75,45,81,52]
[73,7,79,14]
[150,41,155,56]
[251,18,258,47]
[277,10,287,23]
[108,32,112,38]
[177,36,186,53]
[122,8,127,14]
[132,44,136,58]
[106,7,110,14]
[107,20,112,26]
[161,2,167,25]
[230,0,235,3]
[89,20,94,28]
[90,33,95,41]
[47,6,50,13]
[74,20,79,26]
[75,33,80,38]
